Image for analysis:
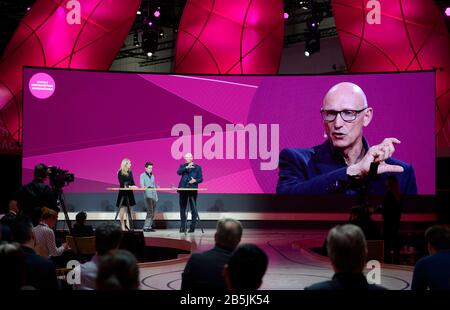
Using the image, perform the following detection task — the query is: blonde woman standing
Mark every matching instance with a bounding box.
[116,159,137,230]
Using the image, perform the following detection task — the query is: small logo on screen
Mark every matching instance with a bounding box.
[29,73,55,99]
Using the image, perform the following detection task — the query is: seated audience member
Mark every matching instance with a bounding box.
[12,216,58,290]
[224,244,268,292]
[72,211,94,237]
[0,199,19,225]
[96,249,140,290]
[33,207,69,258]
[181,218,243,291]
[0,242,26,290]
[74,222,123,290]
[0,200,19,242]
[306,224,387,290]
[411,225,450,290]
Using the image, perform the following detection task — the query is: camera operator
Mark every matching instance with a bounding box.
[18,163,58,226]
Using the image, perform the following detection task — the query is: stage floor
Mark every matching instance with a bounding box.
[137,229,414,290]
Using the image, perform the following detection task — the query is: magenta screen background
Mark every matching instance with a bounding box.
[22,68,435,194]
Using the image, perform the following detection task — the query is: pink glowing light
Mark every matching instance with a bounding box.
[445,7,450,16]
[0,0,141,152]
[154,10,160,18]
[284,12,289,19]
[331,0,450,149]
[175,0,284,74]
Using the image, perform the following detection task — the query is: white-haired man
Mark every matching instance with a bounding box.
[177,153,203,233]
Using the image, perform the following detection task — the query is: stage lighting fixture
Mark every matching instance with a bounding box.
[284,12,289,19]
[306,15,321,31]
[137,10,141,15]
[142,30,158,55]
[445,7,450,16]
[154,10,161,18]
[147,52,153,57]
[300,0,311,10]
[304,31,320,57]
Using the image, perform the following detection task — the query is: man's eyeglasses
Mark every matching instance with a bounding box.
[320,108,367,123]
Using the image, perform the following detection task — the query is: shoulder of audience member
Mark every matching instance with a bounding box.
[304,281,336,290]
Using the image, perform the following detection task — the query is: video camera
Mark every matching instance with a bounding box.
[48,166,75,189]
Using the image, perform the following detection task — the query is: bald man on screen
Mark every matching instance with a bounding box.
[276,82,417,195]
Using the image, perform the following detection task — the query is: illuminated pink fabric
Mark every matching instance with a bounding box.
[332,0,450,150]
[174,0,284,74]
[0,0,141,153]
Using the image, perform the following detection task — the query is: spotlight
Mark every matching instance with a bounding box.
[304,31,320,57]
[300,0,311,10]
[147,52,153,57]
[142,30,158,55]
[137,10,141,15]
[27,7,31,11]
[154,10,161,18]
[284,12,289,19]
[306,15,321,31]
[148,21,153,27]
[159,30,165,38]
[446,7,450,16]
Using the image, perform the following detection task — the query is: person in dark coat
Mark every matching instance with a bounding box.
[116,159,137,231]
[306,224,387,290]
[18,164,58,226]
[72,211,94,237]
[12,216,58,290]
[177,153,203,233]
[380,175,403,263]
[181,218,242,291]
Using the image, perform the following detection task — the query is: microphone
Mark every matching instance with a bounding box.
[368,162,379,180]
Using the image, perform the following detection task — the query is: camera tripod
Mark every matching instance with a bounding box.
[53,186,80,254]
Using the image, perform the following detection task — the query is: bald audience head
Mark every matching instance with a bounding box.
[215,218,243,251]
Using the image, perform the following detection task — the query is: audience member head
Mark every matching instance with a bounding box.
[8,199,18,214]
[1,200,19,229]
[34,163,48,181]
[96,249,139,290]
[0,242,26,290]
[224,244,268,292]
[12,216,34,246]
[41,207,58,228]
[425,225,450,255]
[214,218,243,251]
[95,222,123,256]
[327,224,367,273]
[75,211,87,226]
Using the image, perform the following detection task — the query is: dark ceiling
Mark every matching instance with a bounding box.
[0,0,449,60]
